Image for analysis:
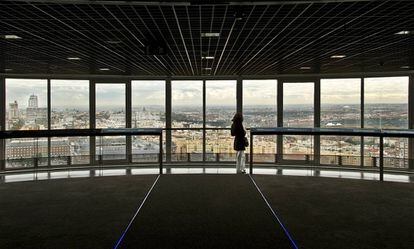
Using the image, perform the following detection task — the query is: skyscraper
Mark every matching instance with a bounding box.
[28,94,38,108]
[9,101,19,119]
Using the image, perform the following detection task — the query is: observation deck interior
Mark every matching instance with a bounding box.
[1,0,414,248]
[1,173,414,249]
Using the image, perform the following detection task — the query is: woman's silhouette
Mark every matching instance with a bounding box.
[231,113,248,174]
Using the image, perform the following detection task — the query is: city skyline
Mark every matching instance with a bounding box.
[6,77,409,108]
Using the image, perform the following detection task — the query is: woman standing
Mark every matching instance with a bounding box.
[231,113,248,174]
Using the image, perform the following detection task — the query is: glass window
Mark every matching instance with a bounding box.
[320,78,361,166]
[5,79,48,168]
[96,84,126,160]
[243,80,277,128]
[5,138,48,168]
[243,80,277,162]
[364,77,408,129]
[51,80,89,129]
[131,80,166,162]
[283,82,314,128]
[172,81,203,128]
[205,80,236,160]
[321,78,361,128]
[364,77,409,169]
[283,82,314,159]
[6,78,48,130]
[131,80,165,128]
[205,80,236,128]
[50,80,90,165]
[171,130,203,162]
[320,136,361,166]
[172,81,203,161]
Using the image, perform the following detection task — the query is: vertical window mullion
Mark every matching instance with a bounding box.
[126,80,132,163]
[47,79,51,166]
[361,77,365,167]
[409,74,414,169]
[0,76,5,171]
[202,80,206,162]
[314,78,321,165]
[165,78,172,163]
[277,79,283,159]
[89,80,96,165]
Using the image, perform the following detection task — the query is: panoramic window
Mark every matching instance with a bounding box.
[364,77,409,168]
[50,80,90,165]
[364,77,408,129]
[283,82,314,159]
[95,84,126,160]
[131,80,165,128]
[6,78,48,130]
[205,80,236,161]
[171,81,203,161]
[243,79,277,162]
[283,82,314,128]
[320,78,361,166]
[243,80,277,128]
[131,80,166,162]
[5,79,48,168]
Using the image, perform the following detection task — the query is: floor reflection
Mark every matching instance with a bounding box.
[1,166,413,184]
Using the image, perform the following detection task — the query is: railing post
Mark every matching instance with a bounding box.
[33,157,38,169]
[67,156,71,166]
[250,133,253,174]
[216,153,219,162]
[187,153,190,162]
[372,157,377,167]
[159,133,163,174]
[379,136,384,181]
[338,155,342,166]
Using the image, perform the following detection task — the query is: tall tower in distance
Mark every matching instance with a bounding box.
[9,101,19,119]
[28,94,38,108]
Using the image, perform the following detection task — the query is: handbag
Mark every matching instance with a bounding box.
[243,137,249,147]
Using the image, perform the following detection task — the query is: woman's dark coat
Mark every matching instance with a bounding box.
[231,122,246,151]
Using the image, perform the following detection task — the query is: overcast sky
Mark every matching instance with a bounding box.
[5,77,409,110]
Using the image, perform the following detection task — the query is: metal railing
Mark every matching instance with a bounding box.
[0,128,163,173]
[250,127,414,181]
[1,128,413,180]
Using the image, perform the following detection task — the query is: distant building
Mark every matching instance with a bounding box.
[9,101,19,119]
[6,139,70,159]
[28,94,38,108]
[25,94,47,127]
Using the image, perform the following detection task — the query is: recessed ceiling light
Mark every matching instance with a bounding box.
[4,68,13,71]
[395,31,411,35]
[99,68,110,71]
[204,67,212,70]
[201,33,220,37]
[106,40,122,44]
[202,56,215,60]
[4,35,22,39]
[300,66,311,70]
[400,66,410,69]
[67,57,81,60]
[331,55,346,59]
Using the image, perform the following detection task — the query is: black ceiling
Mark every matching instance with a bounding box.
[0,0,413,76]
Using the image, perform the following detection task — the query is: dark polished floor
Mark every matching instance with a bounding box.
[0,173,413,249]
